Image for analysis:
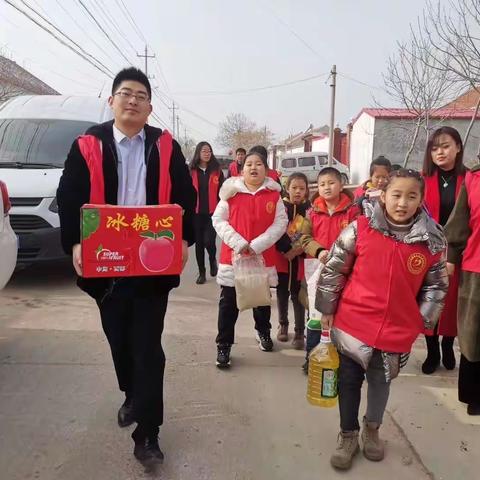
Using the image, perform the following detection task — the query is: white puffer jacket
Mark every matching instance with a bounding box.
[212,177,288,287]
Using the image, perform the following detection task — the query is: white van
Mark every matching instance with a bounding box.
[0,180,17,288]
[279,151,350,184]
[0,95,113,264]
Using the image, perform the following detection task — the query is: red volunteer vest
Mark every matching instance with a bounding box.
[462,170,480,273]
[220,189,280,266]
[228,162,240,177]
[423,171,464,222]
[311,194,360,251]
[77,130,173,204]
[334,216,441,353]
[191,169,220,214]
[423,171,464,337]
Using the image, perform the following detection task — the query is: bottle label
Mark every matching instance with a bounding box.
[321,368,338,398]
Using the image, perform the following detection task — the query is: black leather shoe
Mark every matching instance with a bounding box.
[118,398,134,428]
[210,259,218,277]
[467,404,480,416]
[134,436,164,466]
[196,273,206,284]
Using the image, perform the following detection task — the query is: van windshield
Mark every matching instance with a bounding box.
[0,119,95,167]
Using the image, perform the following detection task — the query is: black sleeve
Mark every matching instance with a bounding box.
[170,140,196,246]
[218,169,225,200]
[276,233,292,253]
[56,140,90,255]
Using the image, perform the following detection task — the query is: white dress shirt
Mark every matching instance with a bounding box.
[113,124,146,206]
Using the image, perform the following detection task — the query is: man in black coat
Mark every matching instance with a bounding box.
[57,67,196,467]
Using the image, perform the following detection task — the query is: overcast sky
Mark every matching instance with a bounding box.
[1,0,435,152]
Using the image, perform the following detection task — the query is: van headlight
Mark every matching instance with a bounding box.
[48,197,59,213]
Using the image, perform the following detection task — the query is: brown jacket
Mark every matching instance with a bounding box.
[445,164,480,362]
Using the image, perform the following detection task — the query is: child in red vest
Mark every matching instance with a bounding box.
[227,147,246,177]
[353,155,392,200]
[212,151,288,368]
[275,172,311,349]
[317,169,448,470]
[301,167,359,372]
[190,141,225,285]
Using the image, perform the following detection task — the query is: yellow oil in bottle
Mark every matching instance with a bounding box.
[307,330,339,408]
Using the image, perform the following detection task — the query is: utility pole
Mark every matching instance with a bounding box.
[328,64,336,166]
[176,115,180,140]
[169,101,177,136]
[137,45,155,77]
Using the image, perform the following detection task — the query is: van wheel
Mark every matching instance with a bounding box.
[341,173,349,185]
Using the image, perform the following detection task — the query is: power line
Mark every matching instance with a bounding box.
[93,0,139,56]
[337,72,387,92]
[4,0,114,77]
[114,0,147,43]
[76,0,133,66]
[172,72,329,96]
[53,0,123,69]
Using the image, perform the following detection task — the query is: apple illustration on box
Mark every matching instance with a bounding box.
[139,230,175,272]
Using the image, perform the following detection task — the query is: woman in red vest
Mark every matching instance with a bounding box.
[422,126,466,374]
[212,150,288,368]
[445,164,480,415]
[190,142,224,284]
[317,169,448,470]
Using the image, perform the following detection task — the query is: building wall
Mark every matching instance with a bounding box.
[312,136,329,152]
[349,112,375,184]
[372,118,480,171]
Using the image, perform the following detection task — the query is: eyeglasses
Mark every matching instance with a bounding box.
[114,90,150,103]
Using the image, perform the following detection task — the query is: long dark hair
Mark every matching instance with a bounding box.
[190,141,220,171]
[422,126,466,177]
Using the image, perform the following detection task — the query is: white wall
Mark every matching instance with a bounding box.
[312,136,329,152]
[349,112,375,184]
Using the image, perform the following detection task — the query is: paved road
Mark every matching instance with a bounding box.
[0,251,478,479]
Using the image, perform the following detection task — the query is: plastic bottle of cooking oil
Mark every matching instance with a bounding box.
[307,329,339,408]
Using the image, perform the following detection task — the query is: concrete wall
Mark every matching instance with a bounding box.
[373,118,480,171]
[349,112,375,183]
[312,136,329,152]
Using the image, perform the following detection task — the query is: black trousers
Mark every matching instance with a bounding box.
[459,354,480,405]
[194,213,217,273]
[338,352,391,431]
[96,280,168,433]
[276,272,305,332]
[216,286,271,345]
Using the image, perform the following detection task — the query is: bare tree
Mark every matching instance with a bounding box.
[179,133,197,163]
[382,38,461,167]
[216,113,274,151]
[412,0,480,146]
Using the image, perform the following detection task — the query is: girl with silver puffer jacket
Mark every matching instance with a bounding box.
[315,169,449,471]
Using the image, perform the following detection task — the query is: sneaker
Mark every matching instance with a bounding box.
[292,332,305,350]
[277,324,288,342]
[330,431,360,470]
[361,417,384,461]
[255,331,273,352]
[216,344,231,368]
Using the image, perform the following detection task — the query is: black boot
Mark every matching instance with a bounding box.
[441,336,456,370]
[196,270,206,284]
[422,335,440,374]
[209,258,218,277]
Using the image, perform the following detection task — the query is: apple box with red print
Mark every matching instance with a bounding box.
[80,204,182,278]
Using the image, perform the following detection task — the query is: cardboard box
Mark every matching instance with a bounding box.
[81,204,182,278]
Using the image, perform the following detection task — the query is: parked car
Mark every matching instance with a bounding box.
[278,151,350,184]
[0,95,113,265]
[0,180,17,288]
[216,154,233,178]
